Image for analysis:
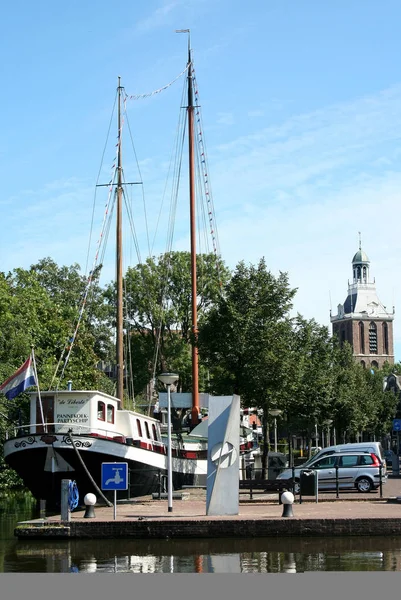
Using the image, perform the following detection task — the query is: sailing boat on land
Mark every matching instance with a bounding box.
[3,41,255,509]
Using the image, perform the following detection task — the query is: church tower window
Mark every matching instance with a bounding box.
[369,322,377,354]
[359,322,365,354]
[383,322,389,354]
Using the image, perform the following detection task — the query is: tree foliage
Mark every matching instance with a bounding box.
[116,251,230,397]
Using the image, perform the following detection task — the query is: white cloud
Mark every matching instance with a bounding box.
[247,109,264,118]
[216,112,235,126]
[134,1,185,34]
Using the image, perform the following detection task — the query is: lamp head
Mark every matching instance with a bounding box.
[158,372,179,386]
[269,409,282,417]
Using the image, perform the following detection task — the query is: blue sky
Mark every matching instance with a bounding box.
[2,1,401,360]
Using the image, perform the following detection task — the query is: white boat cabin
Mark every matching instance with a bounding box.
[27,390,162,445]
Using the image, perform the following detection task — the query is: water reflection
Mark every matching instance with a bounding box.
[3,535,400,573]
[1,494,401,573]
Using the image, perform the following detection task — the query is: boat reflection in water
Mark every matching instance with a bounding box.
[5,536,400,573]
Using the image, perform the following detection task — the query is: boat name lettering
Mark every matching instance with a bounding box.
[57,414,89,423]
[58,399,86,405]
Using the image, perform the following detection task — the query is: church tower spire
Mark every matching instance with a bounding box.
[352,232,370,285]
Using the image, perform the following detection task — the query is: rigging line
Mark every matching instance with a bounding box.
[195,158,211,303]
[150,78,187,255]
[124,110,149,258]
[192,68,223,290]
[55,139,120,385]
[53,91,124,387]
[85,91,118,276]
[195,139,211,256]
[193,67,221,258]
[122,183,142,265]
[124,64,189,101]
[123,277,135,404]
[148,101,187,414]
[51,167,118,389]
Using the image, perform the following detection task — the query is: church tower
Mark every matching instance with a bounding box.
[331,239,395,368]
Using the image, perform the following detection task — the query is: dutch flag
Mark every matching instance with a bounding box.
[0,356,37,401]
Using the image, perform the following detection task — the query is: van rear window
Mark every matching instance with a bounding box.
[359,455,374,465]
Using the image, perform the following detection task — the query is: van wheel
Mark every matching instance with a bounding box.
[356,477,372,493]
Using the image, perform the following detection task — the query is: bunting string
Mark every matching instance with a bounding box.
[125,64,189,101]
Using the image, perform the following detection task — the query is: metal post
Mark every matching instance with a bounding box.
[249,467,253,500]
[379,464,383,498]
[335,465,339,499]
[167,383,173,512]
[315,471,318,504]
[61,479,71,522]
[274,417,278,452]
[292,465,295,500]
[299,470,303,505]
[114,490,117,520]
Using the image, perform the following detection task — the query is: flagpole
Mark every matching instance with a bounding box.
[31,346,46,433]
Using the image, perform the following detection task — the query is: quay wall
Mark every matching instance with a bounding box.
[15,517,401,540]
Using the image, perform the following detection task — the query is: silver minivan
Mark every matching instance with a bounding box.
[277,450,387,493]
[306,442,385,465]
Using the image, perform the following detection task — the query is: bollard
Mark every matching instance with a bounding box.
[39,499,46,519]
[281,491,294,518]
[83,493,97,518]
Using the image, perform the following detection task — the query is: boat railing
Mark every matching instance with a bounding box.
[9,422,126,440]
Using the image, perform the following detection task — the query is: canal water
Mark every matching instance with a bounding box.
[1,492,401,572]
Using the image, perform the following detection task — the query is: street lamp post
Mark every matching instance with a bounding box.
[269,409,282,453]
[158,372,179,513]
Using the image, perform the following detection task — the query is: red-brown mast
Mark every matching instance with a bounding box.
[187,36,200,428]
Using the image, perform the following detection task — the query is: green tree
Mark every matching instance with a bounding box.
[118,251,230,398]
[286,316,335,457]
[198,258,297,471]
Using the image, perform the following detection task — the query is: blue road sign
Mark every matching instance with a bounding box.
[101,462,128,490]
[393,419,401,432]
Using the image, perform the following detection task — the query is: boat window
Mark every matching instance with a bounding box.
[136,419,142,437]
[145,422,151,439]
[107,404,114,424]
[152,424,158,441]
[97,401,105,421]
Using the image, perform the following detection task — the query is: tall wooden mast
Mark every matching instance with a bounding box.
[187,38,200,428]
[116,76,124,407]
